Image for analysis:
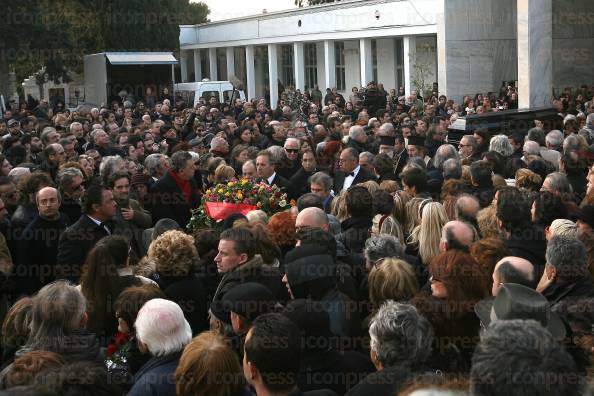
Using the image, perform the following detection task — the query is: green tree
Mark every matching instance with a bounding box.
[0,0,209,103]
[295,0,339,7]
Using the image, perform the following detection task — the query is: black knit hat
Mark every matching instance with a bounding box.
[220,282,276,322]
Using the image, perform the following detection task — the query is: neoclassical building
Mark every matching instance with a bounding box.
[179,0,593,109]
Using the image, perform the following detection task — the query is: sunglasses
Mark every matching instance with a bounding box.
[285,148,299,153]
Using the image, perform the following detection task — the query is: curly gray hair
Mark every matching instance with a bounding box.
[364,235,404,263]
[369,301,433,368]
[546,235,588,281]
[489,134,514,157]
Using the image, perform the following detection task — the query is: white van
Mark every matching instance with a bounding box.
[174,81,245,108]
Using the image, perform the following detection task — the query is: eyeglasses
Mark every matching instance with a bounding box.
[285,148,299,153]
[459,144,471,148]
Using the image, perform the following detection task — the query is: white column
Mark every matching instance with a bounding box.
[193,49,202,82]
[293,42,305,91]
[208,48,218,80]
[517,0,552,109]
[226,47,236,79]
[268,44,279,109]
[403,36,416,97]
[324,40,336,91]
[180,50,188,83]
[245,45,256,100]
[359,38,373,87]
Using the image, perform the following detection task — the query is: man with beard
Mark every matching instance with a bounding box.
[20,134,42,164]
[108,171,152,255]
[17,187,70,295]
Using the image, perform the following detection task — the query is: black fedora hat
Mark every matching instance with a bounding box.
[474,283,566,339]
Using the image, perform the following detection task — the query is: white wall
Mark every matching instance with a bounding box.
[180,0,437,48]
[437,0,517,102]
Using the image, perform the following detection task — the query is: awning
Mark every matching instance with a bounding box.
[105,52,178,65]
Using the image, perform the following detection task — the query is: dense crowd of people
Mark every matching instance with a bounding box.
[0,79,593,395]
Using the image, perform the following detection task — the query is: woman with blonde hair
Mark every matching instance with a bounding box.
[368,258,419,310]
[214,164,236,184]
[408,202,448,266]
[403,197,431,237]
[358,180,380,196]
[515,168,542,192]
[331,190,349,222]
[148,230,208,333]
[175,331,246,396]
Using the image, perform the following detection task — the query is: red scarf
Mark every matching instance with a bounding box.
[169,170,191,203]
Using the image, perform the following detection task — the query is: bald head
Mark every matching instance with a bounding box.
[455,194,480,221]
[296,207,329,231]
[36,186,61,221]
[492,256,535,296]
[440,220,475,252]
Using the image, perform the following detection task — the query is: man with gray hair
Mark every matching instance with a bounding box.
[489,134,514,157]
[364,234,404,271]
[470,320,581,396]
[538,235,594,306]
[150,151,200,227]
[144,153,170,184]
[348,302,433,395]
[209,136,229,159]
[545,130,564,151]
[442,158,462,180]
[522,140,540,161]
[129,298,192,396]
[57,167,85,224]
[359,151,375,174]
[20,280,101,361]
[347,125,368,153]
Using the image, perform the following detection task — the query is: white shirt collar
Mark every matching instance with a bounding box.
[87,215,102,226]
[267,172,276,185]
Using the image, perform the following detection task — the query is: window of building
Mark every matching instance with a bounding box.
[281,45,294,89]
[335,42,345,91]
[304,43,318,90]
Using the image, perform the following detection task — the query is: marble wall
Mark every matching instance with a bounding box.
[552,0,594,90]
[437,0,518,102]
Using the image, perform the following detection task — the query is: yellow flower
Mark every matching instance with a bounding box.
[225,192,230,197]
[257,202,263,208]
[228,181,235,187]
[236,192,244,200]
[206,189,211,194]
[241,178,248,185]
[217,189,224,194]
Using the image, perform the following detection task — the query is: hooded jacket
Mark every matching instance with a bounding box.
[285,254,360,338]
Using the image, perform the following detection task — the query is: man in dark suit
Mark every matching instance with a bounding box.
[289,149,317,198]
[256,150,292,196]
[17,187,70,295]
[333,147,375,194]
[149,151,201,228]
[56,184,117,282]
